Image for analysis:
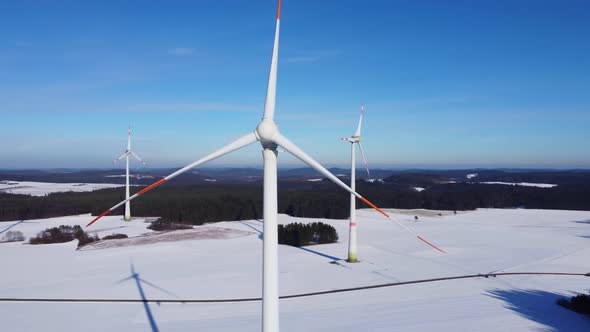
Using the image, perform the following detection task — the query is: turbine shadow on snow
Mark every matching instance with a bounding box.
[572,220,590,239]
[0,220,38,235]
[238,220,263,240]
[237,220,343,261]
[117,263,177,332]
[296,246,342,262]
[486,289,590,332]
[0,221,23,234]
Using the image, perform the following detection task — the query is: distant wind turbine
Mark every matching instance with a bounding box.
[87,1,444,331]
[116,263,176,332]
[340,104,370,262]
[113,127,146,221]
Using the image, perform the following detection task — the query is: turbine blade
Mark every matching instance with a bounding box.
[131,152,147,165]
[274,134,445,254]
[262,0,281,120]
[356,196,445,253]
[87,132,258,227]
[275,134,352,193]
[139,278,179,298]
[115,276,134,285]
[113,152,129,164]
[354,104,364,137]
[357,142,370,178]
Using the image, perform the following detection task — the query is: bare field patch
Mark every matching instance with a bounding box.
[80,226,254,250]
[379,209,463,217]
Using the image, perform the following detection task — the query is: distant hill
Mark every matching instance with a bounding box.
[1,168,589,188]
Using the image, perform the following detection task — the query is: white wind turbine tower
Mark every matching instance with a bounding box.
[341,104,370,263]
[113,127,146,221]
[87,1,444,331]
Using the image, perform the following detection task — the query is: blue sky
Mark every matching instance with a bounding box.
[1,0,589,169]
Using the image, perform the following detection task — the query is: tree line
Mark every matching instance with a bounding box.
[1,181,590,224]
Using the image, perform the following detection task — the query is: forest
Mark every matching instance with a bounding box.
[1,179,590,224]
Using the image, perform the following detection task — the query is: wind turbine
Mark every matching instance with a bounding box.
[86,1,444,331]
[117,263,176,332]
[113,127,146,221]
[341,104,370,263]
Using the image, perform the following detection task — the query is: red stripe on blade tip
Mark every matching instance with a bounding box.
[86,209,112,227]
[137,178,167,196]
[417,236,446,254]
[359,196,390,218]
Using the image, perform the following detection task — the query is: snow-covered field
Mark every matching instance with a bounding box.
[0,180,125,196]
[0,208,589,331]
[105,174,154,179]
[480,181,558,188]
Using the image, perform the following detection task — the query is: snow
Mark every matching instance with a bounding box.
[306,178,323,182]
[0,208,589,331]
[204,178,217,182]
[414,187,425,192]
[480,182,558,188]
[105,175,154,179]
[0,180,126,196]
[466,173,478,179]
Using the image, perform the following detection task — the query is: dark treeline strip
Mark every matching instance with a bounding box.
[356,182,590,211]
[1,182,590,223]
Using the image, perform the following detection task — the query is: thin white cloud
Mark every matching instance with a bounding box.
[286,56,320,63]
[285,50,340,64]
[118,102,259,113]
[168,47,195,56]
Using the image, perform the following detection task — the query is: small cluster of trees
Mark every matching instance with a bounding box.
[29,225,98,248]
[147,218,193,231]
[1,230,24,242]
[102,233,128,240]
[278,222,338,247]
[558,293,590,316]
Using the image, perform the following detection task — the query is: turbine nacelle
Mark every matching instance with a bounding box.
[341,105,370,178]
[342,136,361,143]
[256,119,280,144]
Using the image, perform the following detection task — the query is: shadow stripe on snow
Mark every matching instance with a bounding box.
[0,271,588,304]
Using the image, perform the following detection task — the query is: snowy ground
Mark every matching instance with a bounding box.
[0,208,589,331]
[0,180,126,196]
[479,181,558,188]
[105,174,154,179]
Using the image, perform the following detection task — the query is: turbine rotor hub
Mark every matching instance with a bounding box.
[256,119,279,143]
